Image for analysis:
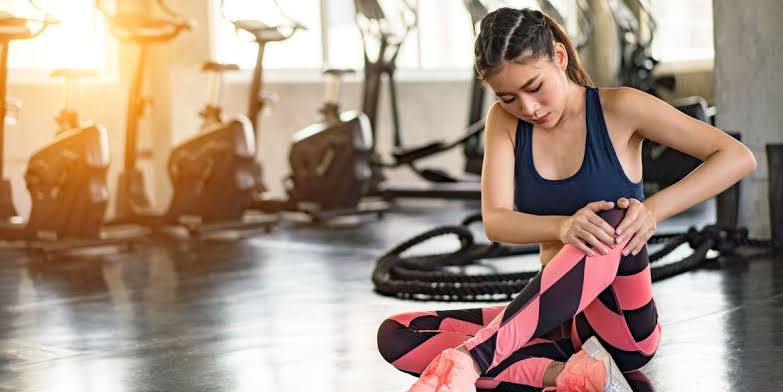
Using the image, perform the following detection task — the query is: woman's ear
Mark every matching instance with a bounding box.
[554,42,568,71]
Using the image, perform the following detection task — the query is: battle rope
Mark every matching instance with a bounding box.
[372,213,774,302]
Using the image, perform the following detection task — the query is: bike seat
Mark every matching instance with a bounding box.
[231,19,302,43]
[323,69,356,76]
[0,12,33,38]
[50,69,97,79]
[201,61,240,73]
[107,13,192,43]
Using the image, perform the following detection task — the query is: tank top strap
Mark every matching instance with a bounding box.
[514,117,530,156]
[584,87,605,152]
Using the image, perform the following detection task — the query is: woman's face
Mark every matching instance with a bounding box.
[484,43,569,128]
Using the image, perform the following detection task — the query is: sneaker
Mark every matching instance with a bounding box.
[407,348,480,392]
[543,336,632,392]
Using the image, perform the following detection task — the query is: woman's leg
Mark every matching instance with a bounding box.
[378,306,577,389]
[462,208,639,374]
[570,244,661,372]
[378,306,506,377]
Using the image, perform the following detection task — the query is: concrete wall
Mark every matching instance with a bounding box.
[3,0,718,220]
[713,0,783,237]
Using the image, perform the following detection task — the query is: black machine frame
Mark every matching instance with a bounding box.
[0,4,144,253]
[221,0,390,223]
[100,0,276,238]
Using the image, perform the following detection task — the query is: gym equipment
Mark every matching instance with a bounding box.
[767,144,783,249]
[0,6,137,252]
[0,6,54,220]
[603,0,717,120]
[101,0,274,237]
[354,0,484,200]
[248,69,389,222]
[222,0,388,223]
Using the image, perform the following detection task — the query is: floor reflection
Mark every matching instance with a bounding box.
[0,200,780,391]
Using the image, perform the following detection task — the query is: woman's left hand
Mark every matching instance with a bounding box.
[614,198,657,256]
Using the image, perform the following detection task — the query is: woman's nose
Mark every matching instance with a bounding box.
[520,98,539,118]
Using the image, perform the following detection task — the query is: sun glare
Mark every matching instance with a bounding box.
[6,0,109,71]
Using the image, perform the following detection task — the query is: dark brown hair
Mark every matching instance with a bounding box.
[474,7,593,87]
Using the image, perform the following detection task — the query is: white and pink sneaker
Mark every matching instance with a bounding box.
[544,336,632,392]
[407,348,480,392]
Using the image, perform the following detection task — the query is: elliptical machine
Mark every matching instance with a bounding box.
[354,0,484,201]
[102,0,274,237]
[354,0,588,201]
[0,7,132,252]
[222,0,388,223]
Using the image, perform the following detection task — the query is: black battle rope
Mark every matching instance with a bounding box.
[372,214,775,302]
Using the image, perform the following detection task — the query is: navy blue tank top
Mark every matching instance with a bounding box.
[514,87,644,216]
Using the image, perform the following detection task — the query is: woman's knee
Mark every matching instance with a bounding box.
[377,317,407,364]
[377,312,439,364]
[596,208,627,229]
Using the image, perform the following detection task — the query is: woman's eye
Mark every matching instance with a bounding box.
[531,83,542,93]
[501,97,515,103]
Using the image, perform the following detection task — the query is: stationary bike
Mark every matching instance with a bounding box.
[0,8,51,220]
[0,8,126,251]
[250,69,389,222]
[102,0,273,236]
[222,0,387,223]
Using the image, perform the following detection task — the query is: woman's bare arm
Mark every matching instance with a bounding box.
[609,87,757,223]
[481,102,566,244]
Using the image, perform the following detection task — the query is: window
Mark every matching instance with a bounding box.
[323,0,419,69]
[416,0,474,69]
[214,0,596,72]
[6,0,110,71]
[650,0,714,62]
[215,0,322,70]
[215,0,483,72]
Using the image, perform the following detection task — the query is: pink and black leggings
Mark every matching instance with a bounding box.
[377,208,661,391]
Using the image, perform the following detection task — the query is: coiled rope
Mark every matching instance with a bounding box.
[372,213,774,302]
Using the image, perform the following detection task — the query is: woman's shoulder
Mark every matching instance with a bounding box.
[596,86,654,121]
[486,101,520,142]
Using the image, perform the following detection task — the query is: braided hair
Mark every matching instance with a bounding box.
[474,7,593,87]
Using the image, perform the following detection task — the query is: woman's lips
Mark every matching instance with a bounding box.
[533,113,551,124]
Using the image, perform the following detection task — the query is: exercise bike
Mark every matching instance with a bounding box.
[221,0,388,223]
[0,5,136,253]
[101,0,274,238]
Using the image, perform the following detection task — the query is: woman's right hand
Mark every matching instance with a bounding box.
[559,201,617,256]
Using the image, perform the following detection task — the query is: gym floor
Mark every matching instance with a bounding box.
[0,199,780,391]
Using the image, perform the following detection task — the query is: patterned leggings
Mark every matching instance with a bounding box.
[377,209,661,390]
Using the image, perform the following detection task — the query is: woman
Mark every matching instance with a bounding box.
[376,7,756,392]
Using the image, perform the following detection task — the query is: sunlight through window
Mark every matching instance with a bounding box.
[651,0,714,62]
[216,0,322,70]
[5,0,109,71]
